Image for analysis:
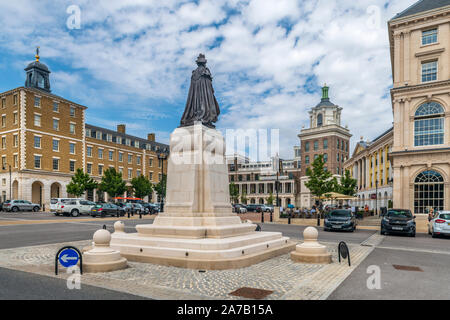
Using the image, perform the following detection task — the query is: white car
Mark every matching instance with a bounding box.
[50,198,83,212]
[428,211,450,238]
[55,199,96,217]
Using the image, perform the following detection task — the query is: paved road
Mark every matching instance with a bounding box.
[0,266,147,300]
[328,247,450,300]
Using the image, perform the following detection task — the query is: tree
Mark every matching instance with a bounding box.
[98,168,127,199]
[229,182,239,204]
[131,175,153,199]
[267,192,274,205]
[154,174,167,201]
[241,190,247,204]
[305,155,336,204]
[337,170,357,196]
[66,168,98,197]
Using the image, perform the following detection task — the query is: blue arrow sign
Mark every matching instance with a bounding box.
[58,248,80,268]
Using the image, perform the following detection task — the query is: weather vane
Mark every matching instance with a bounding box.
[35,46,40,62]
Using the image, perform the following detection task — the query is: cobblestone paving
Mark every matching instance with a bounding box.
[0,239,374,300]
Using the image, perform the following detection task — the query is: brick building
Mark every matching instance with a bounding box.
[0,52,168,208]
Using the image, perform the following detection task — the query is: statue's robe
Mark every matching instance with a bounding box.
[180,65,220,128]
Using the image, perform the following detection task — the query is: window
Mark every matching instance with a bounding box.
[422,61,437,82]
[87,163,92,174]
[1,137,6,149]
[323,154,328,163]
[314,141,318,151]
[137,170,141,177]
[314,154,319,160]
[117,136,122,144]
[96,131,102,139]
[98,165,104,176]
[422,28,437,45]
[13,134,18,147]
[305,142,310,152]
[13,155,18,168]
[414,102,444,146]
[149,158,153,167]
[34,136,41,148]
[109,151,114,161]
[13,112,17,124]
[323,139,328,150]
[70,123,76,134]
[98,149,103,159]
[86,128,91,137]
[87,146,92,157]
[34,155,41,169]
[1,98,5,108]
[414,170,444,214]
[137,156,141,165]
[128,154,133,164]
[305,156,309,164]
[53,119,59,131]
[119,152,123,162]
[53,139,59,152]
[317,113,323,127]
[69,143,75,154]
[128,169,132,179]
[34,114,41,127]
[337,153,340,162]
[149,172,153,181]
[337,139,340,150]
[107,134,112,142]
[53,102,59,112]
[1,115,5,127]
[34,97,41,107]
[69,161,75,172]
[13,94,17,106]
[53,158,59,171]
[70,107,75,117]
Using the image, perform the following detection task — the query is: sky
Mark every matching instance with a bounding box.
[0,0,417,160]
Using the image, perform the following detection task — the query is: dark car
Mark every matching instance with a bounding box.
[232,204,247,214]
[142,203,159,214]
[246,204,263,212]
[324,209,357,232]
[91,203,125,217]
[381,209,416,237]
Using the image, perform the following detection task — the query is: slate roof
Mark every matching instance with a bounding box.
[392,0,450,20]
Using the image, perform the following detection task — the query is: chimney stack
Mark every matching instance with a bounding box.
[147,133,155,142]
[117,124,126,134]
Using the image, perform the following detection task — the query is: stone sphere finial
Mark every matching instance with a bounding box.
[93,229,111,246]
[114,221,125,233]
[303,226,318,241]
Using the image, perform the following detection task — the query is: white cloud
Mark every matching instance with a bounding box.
[0,0,418,158]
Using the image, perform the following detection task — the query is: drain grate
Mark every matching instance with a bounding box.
[393,265,423,272]
[229,287,273,299]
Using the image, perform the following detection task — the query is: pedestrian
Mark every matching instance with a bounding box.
[311,206,316,218]
[428,207,434,221]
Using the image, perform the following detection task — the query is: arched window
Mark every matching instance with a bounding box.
[414,102,445,146]
[317,114,323,127]
[414,170,444,214]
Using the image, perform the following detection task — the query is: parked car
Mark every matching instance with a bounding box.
[123,203,146,214]
[91,203,125,217]
[260,204,274,213]
[381,209,416,237]
[142,203,159,214]
[55,199,96,217]
[324,209,356,232]
[246,204,263,212]
[3,200,41,212]
[50,198,82,213]
[233,204,247,214]
[428,211,450,238]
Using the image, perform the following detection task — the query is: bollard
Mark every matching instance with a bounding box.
[139,210,142,219]
[288,214,291,225]
[261,211,264,223]
[270,211,273,222]
[42,204,45,212]
[116,208,119,218]
[317,212,320,226]
[127,210,130,219]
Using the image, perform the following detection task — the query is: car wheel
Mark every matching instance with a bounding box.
[380,228,385,235]
[432,231,437,238]
[71,209,79,217]
[410,231,416,237]
[12,206,19,213]
[33,206,40,212]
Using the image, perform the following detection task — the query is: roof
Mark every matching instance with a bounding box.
[392,0,450,20]
[314,97,336,109]
[371,127,393,144]
[85,123,169,153]
[25,61,50,73]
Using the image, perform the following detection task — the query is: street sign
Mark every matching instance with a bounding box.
[55,246,83,275]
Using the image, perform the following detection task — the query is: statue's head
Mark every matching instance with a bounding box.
[196,53,207,66]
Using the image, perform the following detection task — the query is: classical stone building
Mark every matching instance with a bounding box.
[388,0,450,214]
[0,52,168,208]
[298,85,352,208]
[227,153,301,207]
[344,128,394,211]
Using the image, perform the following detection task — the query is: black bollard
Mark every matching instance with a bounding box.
[261,210,264,223]
[270,211,273,222]
[317,212,320,226]
[139,210,142,219]
[288,213,291,225]
[127,209,130,219]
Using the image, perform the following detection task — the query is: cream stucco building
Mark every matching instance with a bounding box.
[389,0,450,214]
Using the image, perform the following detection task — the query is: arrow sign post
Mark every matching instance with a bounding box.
[55,246,83,275]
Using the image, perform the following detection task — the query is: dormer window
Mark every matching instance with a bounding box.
[317,113,323,127]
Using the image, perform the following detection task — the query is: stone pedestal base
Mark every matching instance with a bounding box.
[290,227,332,264]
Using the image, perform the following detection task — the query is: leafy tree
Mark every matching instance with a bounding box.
[154,174,167,201]
[337,170,357,196]
[305,155,336,204]
[98,168,127,199]
[229,182,239,204]
[241,190,247,204]
[66,168,98,197]
[267,192,274,205]
[131,175,153,199]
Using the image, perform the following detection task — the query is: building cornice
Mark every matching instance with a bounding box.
[390,147,450,157]
[391,79,450,96]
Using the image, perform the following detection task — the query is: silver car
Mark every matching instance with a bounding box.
[428,211,450,238]
[3,200,41,212]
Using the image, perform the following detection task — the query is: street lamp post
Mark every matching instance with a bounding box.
[375,179,378,216]
[2,164,11,201]
[158,153,167,213]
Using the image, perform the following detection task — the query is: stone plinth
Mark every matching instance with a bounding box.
[83,229,127,273]
[290,227,331,264]
[111,124,295,270]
